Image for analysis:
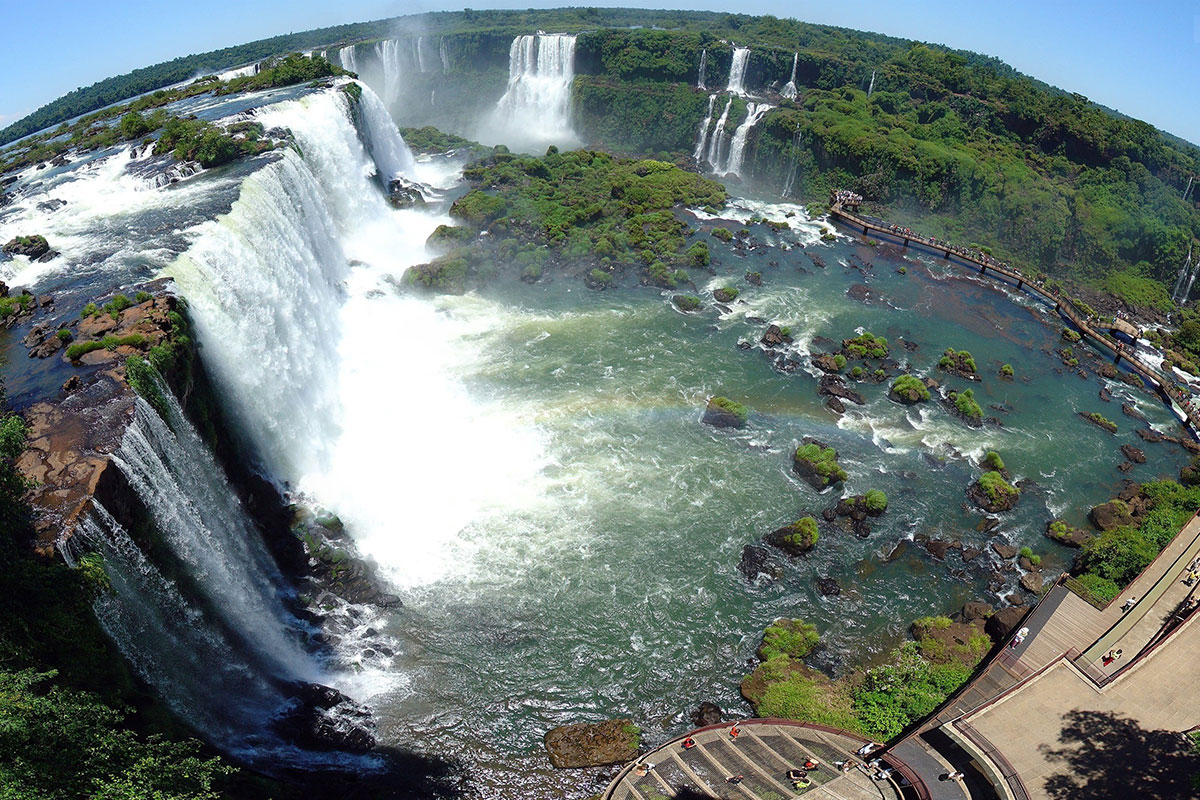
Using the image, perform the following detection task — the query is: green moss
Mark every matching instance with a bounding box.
[794,443,848,485]
[708,396,748,425]
[587,268,612,288]
[759,619,819,661]
[780,517,819,550]
[984,450,1005,472]
[890,374,930,402]
[449,190,508,225]
[978,470,1019,504]
[55,329,72,342]
[953,388,983,420]
[0,294,34,319]
[713,286,739,303]
[672,294,702,312]
[426,224,475,250]
[833,353,847,370]
[65,341,105,361]
[1000,363,1014,377]
[711,226,733,242]
[863,489,888,513]
[125,356,169,418]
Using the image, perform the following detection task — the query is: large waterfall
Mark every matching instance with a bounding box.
[705,97,733,171]
[723,102,773,176]
[489,33,579,152]
[727,47,750,95]
[697,48,708,89]
[693,94,718,163]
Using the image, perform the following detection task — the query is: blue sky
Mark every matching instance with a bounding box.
[1,0,1197,144]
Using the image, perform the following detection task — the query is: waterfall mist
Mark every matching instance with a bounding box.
[484,33,580,153]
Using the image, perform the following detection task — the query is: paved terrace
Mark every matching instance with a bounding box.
[603,721,937,800]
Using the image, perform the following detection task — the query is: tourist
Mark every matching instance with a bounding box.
[1010,626,1029,648]
[856,742,881,757]
[729,724,741,740]
[725,774,744,784]
[1102,648,1117,666]
[682,736,696,750]
[803,759,819,770]
[635,763,649,777]
[786,769,806,781]
[1186,570,1198,587]
[1122,597,1137,612]
[939,771,966,782]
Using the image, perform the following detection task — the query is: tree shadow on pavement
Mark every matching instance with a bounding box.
[1040,710,1199,800]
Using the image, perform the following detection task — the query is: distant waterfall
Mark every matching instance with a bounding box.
[867,69,877,99]
[439,37,450,71]
[782,126,803,197]
[693,94,718,164]
[721,102,773,177]
[490,33,579,152]
[781,53,798,100]
[705,97,733,170]
[697,49,708,89]
[727,47,750,95]
[338,43,359,74]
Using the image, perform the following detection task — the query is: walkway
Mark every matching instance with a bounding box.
[603,720,923,800]
[826,199,1200,440]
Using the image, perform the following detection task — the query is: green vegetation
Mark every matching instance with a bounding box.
[863,489,888,514]
[853,643,974,740]
[851,365,864,378]
[1019,546,1042,566]
[793,443,848,487]
[418,149,724,290]
[1000,363,1014,378]
[0,293,34,319]
[952,388,983,421]
[216,53,342,94]
[1075,482,1200,593]
[55,329,72,343]
[843,331,889,359]
[65,341,105,361]
[711,226,733,242]
[707,396,748,425]
[759,619,819,661]
[890,374,930,402]
[939,348,978,375]
[399,126,488,157]
[833,353,847,370]
[1083,411,1118,433]
[713,286,739,302]
[672,294,702,312]
[978,470,1019,505]
[153,116,270,169]
[1062,327,1083,343]
[778,517,819,551]
[134,291,153,304]
[983,450,1006,472]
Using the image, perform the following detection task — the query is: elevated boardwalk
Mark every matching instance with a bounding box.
[826,199,1200,440]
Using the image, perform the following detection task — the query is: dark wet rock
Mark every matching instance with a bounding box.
[989,403,1011,414]
[739,544,783,582]
[60,375,80,394]
[692,702,723,728]
[765,518,820,556]
[544,718,640,768]
[702,397,748,429]
[825,396,846,415]
[792,437,847,490]
[926,539,954,560]
[386,177,426,209]
[901,339,918,352]
[1099,387,1112,402]
[2,234,51,260]
[1090,499,1135,531]
[1079,411,1118,434]
[812,353,842,373]
[1122,403,1146,421]
[847,283,882,304]
[961,601,993,622]
[968,476,1019,513]
[985,606,1028,643]
[1019,571,1045,594]
[1136,427,1163,444]
[882,539,908,562]
[713,287,739,303]
[818,374,865,406]
[760,324,791,349]
[1117,461,1133,472]
[852,518,872,538]
[745,271,763,286]
[962,545,983,562]
[979,517,1000,534]
[816,576,841,596]
[806,251,826,268]
[992,543,1018,560]
[274,681,375,753]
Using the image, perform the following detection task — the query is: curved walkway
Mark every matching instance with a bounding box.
[603,720,936,800]
[826,201,1200,440]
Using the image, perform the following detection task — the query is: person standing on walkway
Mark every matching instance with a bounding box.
[1121,597,1137,612]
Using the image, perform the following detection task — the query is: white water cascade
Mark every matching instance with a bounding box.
[727,47,750,95]
[697,49,708,89]
[782,126,803,197]
[439,37,450,71]
[355,83,417,183]
[720,102,773,177]
[490,33,579,152]
[705,97,733,171]
[781,53,798,100]
[337,43,359,75]
[693,94,718,164]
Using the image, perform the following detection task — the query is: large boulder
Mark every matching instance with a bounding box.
[2,235,52,260]
[702,396,748,429]
[692,702,722,728]
[273,681,375,753]
[1019,571,1045,594]
[764,517,820,556]
[1089,499,1135,531]
[739,544,783,582]
[386,177,427,209]
[544,718,640,768]
[985,606,1028,644]
[1046,519,1092,548]
[818,374,866,406]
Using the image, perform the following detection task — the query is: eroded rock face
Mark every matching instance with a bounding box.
[818,375,865,406]
[386,177,427,209]
[544,718,640,768]
[1090,499,1135,531]
[986,606,1028,642]
[692,702,722,728]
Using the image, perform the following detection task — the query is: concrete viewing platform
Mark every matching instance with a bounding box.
[603,720,936,800]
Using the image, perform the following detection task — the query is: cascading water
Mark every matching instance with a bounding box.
[697,48,708,89]
[338,43,359,75]
[781,53,798,99]
[490,33,579,152]
[727,47,750,95]
[355,83,417,183]
[782,126,803,197]
[705,97,733,171]
[693,94,718,165]
[721,102,773,177]
[439,37,450,71]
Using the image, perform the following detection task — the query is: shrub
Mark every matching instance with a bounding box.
[794,443,848,484]
[56,329,72,342]
[711,226,733,242]
[851,365,864,377]
[1019,546,1033,559]
[890,374,930,401]
[984,450,1005,472]
[65,341,105,360]
[782,517,819,550]
[759,619,819,661]
[81,303,98,318]
[833,353,847,370]
[1079,526,1160,586]
[1072,573,1121,604]
[953,388,983,420]
[1000,363,1014,377]
[713,286,739,302]
[686,241,710,266]
[978,470,1019,504]
[1062,327,1082,343]
[104,294,133,320]
[864,489,888,513]
[587,268,612,288]
[708,396,748,425]
[672,295,701,312]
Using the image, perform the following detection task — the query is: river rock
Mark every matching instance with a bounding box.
[812,353,841,372]
[713,287,738,303]
[1089,499,1135,531]
[825,396,846,414]
[992,543,1018,560]
[2,234,52,260]
[961,601,993,622]
[1045,519,1091,548]
[1019,571,1045,594]
[702,397,747,429]
[816,576,841,596]
[274,681,375,752]
[818,374,866,406]
[739,544,783,582]
[967,477,1019,513]
[1122,403,1146,421]
[760,324,790,349]
[386,177,426,209]
[544,718,640,768]
[765,519,819,556]
[986,606,1028,643]
[847,283,881,304]
[1099,387,1112,402]
[1136,427,1163,444]
[692,702,723,728]
[1120,444,1146,464]
[926,538,955,560]
[745,271,763,286]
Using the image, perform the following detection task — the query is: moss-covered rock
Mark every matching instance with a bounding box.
[889,374,930,404]
[793,438,848,490]
[702,396,748,429]
[969,470,1020,512]
[401,252,470,294]
[1080,411,1118,434]
[543,719,640,769]
[671,294,702,312]
[841,331,889,360]
[713,286,739,303]
[765,517,819,555]
[938,348,979,379]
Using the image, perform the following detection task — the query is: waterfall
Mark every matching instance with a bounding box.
[697,49,708,90]
[415,36,430,73]
[166,86,413,481]
[355,83,417,182]
[373,39,404,107]
[721,102,773,177]
[782,126,803,198]
[490,33,579,152]
[727,47,750,95]
[693,94,718,165]
[440,37,450,71]
[867,69,877,99]
[705,97,733,171]
[781,53,798,100]
[339,43,359,75]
